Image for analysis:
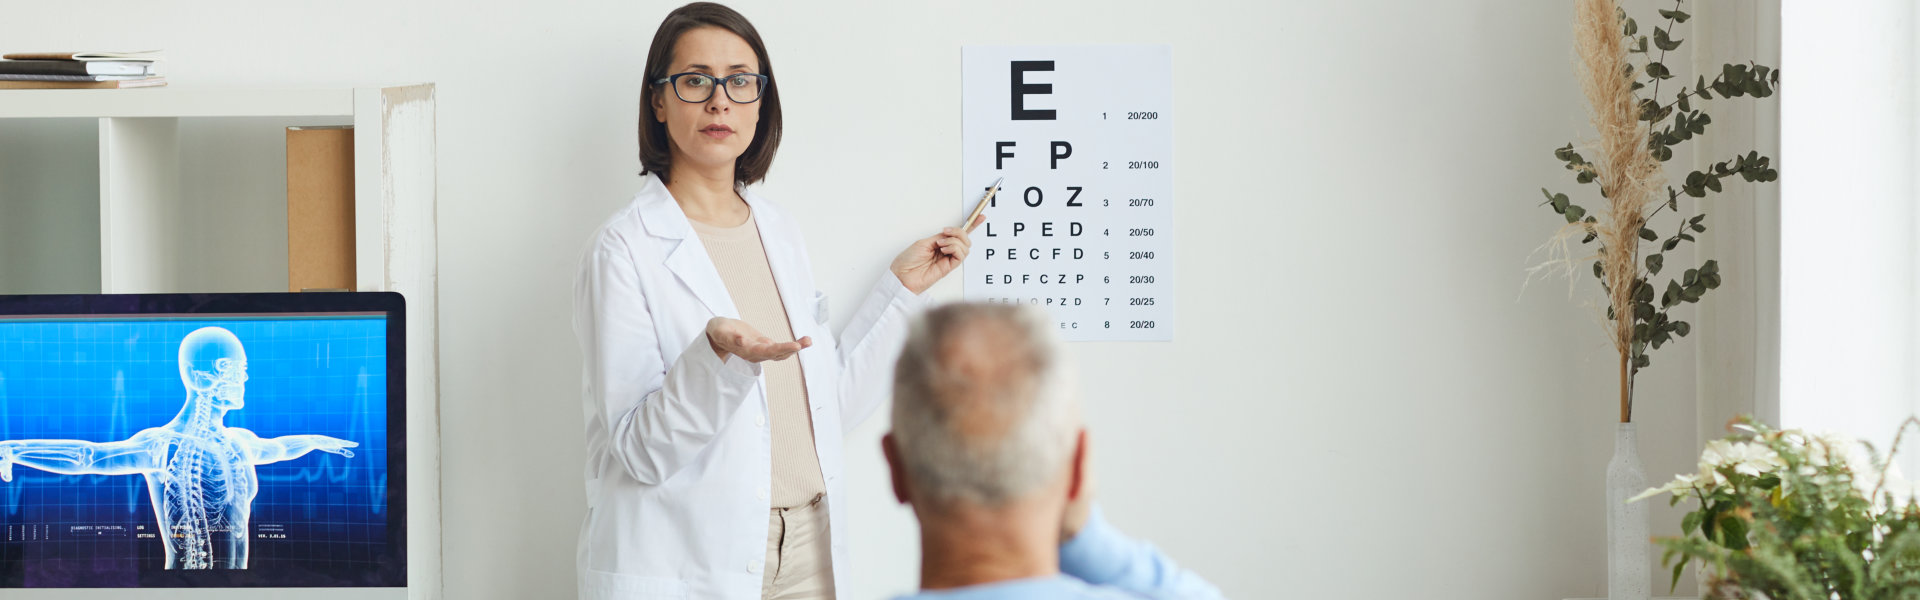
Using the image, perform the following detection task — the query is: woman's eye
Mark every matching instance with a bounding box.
[686,75,713,87]
[729,76,751,87]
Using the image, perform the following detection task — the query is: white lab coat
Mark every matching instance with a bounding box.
[573,173,925,600]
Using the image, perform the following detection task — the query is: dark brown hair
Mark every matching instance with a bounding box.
[638,2,782,185]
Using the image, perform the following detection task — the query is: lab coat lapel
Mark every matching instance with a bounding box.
[635,176,737,319]
[743,191,814,341]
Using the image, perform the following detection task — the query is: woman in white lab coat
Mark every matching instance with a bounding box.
[572,3,972,599]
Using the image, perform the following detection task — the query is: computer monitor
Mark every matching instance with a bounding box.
[0,293,405,590]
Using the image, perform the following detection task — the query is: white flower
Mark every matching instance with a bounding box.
[1631,473,1702,503]
[1697,462,1730,488]
[1700,440,1784,478]
[1805,430,1858,468]
[1725,442,1785,477]
[1700,440,1738,469]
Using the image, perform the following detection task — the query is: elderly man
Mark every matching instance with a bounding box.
[881,303,1221,599]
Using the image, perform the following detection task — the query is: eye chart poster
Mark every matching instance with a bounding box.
[962,45,1175,341]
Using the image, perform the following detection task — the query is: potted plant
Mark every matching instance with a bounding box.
[1536,1,1778,597]
[1632,417,1920,599]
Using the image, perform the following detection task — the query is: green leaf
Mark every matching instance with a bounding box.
[1719,514,1750,550]
[1646,61,1674,80]
[1663,238,1680,252]
[1593,261,1604,279]
[1640,227,1659,242]
[1646,253,1664,275]
[1564,205,1587,222]
[1638,98,1663,121]
[1669,557,1687,594]
[1690,223,1705,233]
[1663,280,1683,308]
[1675,321,1691,337]
[1624,17,1638,36]
[1653,27,1682,51]
[1682,511,1702,535]
[1659,9,1691,23]
[1634,301,1655,321]
[1677,90,1691,113]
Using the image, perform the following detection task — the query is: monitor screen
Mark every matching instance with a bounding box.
[0,293,405,588]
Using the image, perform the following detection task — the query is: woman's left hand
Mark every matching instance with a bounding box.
[890,220,974,295]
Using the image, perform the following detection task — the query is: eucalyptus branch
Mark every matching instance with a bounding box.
[1646,0,1682,106]
[1644,187,1681,221]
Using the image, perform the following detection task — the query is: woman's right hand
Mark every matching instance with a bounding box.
[705,317,812,363]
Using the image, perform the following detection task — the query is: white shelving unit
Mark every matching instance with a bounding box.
[0,85,439,599]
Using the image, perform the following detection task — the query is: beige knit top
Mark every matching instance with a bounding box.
[691,211,826,508]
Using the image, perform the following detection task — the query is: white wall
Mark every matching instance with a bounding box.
[1780,0,1920,479]
[0,1,1784,598]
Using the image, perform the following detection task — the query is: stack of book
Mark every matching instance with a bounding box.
[0,50,165,89]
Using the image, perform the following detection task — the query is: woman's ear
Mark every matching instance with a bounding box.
[650,87,668,123]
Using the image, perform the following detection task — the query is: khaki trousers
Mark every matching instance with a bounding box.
[762,494,834,599]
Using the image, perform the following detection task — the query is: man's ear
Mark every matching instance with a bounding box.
[1066,428,1088,502]
[881,433,911,505]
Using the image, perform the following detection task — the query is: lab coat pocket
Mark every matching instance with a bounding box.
[579,568,689,599]
[808,291,837,351]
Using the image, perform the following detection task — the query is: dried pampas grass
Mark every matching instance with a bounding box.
[1573,0,1666,422]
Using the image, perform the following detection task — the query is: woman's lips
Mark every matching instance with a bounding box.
[701,125,734,140]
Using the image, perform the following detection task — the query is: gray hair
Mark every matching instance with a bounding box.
[891,303,1080,507]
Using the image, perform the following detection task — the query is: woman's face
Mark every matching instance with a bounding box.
[652,26,762,178]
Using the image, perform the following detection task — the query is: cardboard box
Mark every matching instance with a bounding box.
[286,126,355,292]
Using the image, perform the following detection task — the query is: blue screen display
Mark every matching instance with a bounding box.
[0,315,390,587]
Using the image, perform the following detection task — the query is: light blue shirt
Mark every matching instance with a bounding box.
[892,506,1223,600]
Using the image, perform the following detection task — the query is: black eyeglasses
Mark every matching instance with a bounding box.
[652,72,770,104]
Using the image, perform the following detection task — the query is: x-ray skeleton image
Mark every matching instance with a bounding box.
[0,326,357,570]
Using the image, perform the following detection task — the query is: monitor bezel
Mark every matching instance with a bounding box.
[0,292,408,588]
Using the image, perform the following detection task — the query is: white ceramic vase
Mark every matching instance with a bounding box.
[1606,422,1650,600]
